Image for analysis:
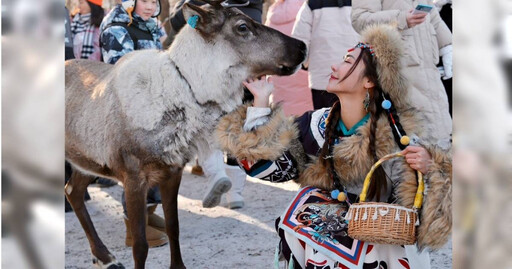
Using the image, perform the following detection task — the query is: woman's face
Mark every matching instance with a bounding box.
[326,48,367,94]
[78,0,91,14]
[135,0,158,21]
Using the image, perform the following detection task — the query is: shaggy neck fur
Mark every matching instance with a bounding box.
[168,27,247,113]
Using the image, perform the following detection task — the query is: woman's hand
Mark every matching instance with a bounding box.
[243,76,274,108]
[401,146,432,174]
[406,9,427,28]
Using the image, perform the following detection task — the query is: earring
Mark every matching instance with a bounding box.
[363,88,370,112]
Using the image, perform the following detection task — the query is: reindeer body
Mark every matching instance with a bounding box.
[66,28,248,174]
[65,2,306,268]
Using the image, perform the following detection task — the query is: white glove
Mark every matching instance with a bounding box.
[440,45,452,80]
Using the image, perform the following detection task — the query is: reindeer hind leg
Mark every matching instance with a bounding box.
[66,167,123,268]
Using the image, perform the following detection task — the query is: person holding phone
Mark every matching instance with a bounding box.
[351,0,453,146]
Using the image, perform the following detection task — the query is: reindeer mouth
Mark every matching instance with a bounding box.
[250,63,300,79]
[278,64,295,74]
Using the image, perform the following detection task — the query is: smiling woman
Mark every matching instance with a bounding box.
[216,24,453,269]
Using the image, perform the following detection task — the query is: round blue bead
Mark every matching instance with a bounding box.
[382,100,392,109]
[331,190,340,199]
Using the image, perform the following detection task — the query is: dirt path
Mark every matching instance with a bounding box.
[65,165,452,268]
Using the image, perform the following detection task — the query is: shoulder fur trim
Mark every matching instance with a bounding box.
[215,104,298,162]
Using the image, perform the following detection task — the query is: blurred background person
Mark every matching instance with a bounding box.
[352,0,453,144]
[434,0,452,116]
[100,0,165,64]
[292,0,360,109]
[71,0,105,61]
[265,0,313,116]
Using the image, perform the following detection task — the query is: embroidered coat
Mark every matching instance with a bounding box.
[217,102,452,251]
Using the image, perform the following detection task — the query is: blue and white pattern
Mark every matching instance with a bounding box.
[310,107,330,147]
[99,4,164,64]
[239,151,299,183]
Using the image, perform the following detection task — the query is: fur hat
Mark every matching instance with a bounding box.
[360,24,410,110]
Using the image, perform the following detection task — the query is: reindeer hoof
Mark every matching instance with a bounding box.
[92,256,125,269]
[106,263,125,269]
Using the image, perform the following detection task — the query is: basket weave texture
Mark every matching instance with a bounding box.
[346,153,423,245]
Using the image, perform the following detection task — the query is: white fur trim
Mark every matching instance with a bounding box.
[244,107,272,131]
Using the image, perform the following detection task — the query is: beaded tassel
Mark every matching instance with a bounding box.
[346,209,352,221]
[288,253,295,269]
[274,246,280,269]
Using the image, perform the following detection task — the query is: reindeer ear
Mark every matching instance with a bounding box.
[182,3,210,30]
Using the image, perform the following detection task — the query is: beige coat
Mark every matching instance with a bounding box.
[292,3,360,90]
[352,0,452,142]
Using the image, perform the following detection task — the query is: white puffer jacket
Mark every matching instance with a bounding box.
[352,0,453,142]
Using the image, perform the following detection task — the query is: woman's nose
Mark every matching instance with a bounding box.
[331,64,337,72]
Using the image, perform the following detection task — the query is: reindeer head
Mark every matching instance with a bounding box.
[181,0,307,77]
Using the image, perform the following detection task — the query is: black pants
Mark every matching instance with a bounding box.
[311,89,338,109]
[441,77,452,117]
[503,60,512,109]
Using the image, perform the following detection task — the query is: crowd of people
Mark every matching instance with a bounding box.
[65,0,453,267]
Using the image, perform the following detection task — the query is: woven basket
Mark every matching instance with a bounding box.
[346,153,424,245]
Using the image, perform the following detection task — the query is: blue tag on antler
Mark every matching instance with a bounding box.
[187,15,199,29]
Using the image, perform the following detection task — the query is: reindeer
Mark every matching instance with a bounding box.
[65,1,306,268]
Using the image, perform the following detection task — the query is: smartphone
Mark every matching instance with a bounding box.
[412,4,433,15]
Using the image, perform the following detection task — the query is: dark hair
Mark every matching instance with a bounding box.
[319,47,387,201]
[88,1,105,27]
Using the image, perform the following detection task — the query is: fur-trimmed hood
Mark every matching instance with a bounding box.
[360,24,410,110]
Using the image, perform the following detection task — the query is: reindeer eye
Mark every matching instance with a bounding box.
[237,24,248,33]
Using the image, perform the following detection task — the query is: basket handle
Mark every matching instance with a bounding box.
[359,152,424,209]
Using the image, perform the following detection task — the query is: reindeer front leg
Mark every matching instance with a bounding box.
[124,172,150,269]
[160,166,186,269]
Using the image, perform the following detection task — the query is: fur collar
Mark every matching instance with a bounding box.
[298,107,422,193]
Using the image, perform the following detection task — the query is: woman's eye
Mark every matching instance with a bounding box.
[238,24,248,33]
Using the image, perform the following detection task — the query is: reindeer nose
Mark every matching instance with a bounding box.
[298,41,307,54]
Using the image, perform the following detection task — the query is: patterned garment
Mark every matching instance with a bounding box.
[239,151,299,182]
[70,13,99,60]
[277,187,414,269]
[99,4,165,64]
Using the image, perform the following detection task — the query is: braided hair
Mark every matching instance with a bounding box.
[318,46,387,201]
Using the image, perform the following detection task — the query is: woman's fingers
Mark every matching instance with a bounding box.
[402,146,431,174]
